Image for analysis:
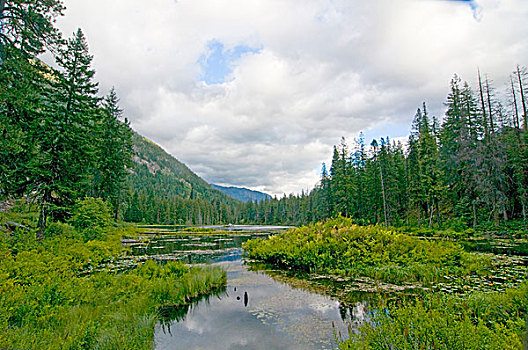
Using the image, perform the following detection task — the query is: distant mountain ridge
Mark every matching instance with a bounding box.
[123,132,241,224]
[211,184,271,203]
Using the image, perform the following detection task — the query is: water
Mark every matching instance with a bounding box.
[130,229,360,349]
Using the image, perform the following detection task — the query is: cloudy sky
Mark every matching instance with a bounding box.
[53,0,528,196]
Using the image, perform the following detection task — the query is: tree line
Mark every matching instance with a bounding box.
[121,133,242,225]
[243,70,528,230]
[3,2,527,232]
[117,68,528,229]
[0,1,133,235]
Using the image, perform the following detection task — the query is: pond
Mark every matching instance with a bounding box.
[129,228,362,349]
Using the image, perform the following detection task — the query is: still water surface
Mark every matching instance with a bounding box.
[131,228,361,349]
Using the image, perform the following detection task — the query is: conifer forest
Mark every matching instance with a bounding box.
[1,0,528,349]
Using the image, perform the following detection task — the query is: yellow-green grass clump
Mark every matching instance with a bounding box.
[339,282,528,349]
[244,217,491,285]
[0,199,226,349]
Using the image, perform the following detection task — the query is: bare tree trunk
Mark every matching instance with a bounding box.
[478,69,489,137]
[485,76,495,133]
[114,197,120,221]
[511,76,520,130]
[429,201,434,228]
[473,201,477,229]
[37,203,48,241]
[522,198,527,234]
[380,164,388,228]
[493,204,499,228]
[435,200,441,226]
[517,65,527,131]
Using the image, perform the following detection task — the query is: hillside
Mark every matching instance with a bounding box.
[211,184,271,203]
[122,132,242,224]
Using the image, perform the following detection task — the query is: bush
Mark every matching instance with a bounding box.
[444,217,468,232]
[69,198,113,241]
[45,221,82,240]
[244,217,491,285]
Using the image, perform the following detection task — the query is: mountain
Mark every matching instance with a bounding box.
[211,184,271,203]
[122,132,242,225]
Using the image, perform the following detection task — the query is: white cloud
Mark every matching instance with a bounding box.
[53,0,528,196]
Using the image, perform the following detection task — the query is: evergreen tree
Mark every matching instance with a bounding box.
[0,0,64,199]
[35,28,100,230]
[408,103,441,226]
[90,88,133,219]
[329,138,350,216]
[0,0,64,61]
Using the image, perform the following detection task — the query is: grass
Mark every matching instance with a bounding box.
[0,199,226,349]
[243,217,492,286]
[339,282,528,349]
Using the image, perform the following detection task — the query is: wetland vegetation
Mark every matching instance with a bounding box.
[244,217,493,286]
[0,199,225,349]
[244,217,528,349]
[1,0,528,348]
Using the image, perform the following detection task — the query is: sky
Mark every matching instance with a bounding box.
[52,0,528,196]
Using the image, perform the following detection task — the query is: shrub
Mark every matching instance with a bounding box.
[69,198,113,241]
[244,217,491,285]
[45,221,82,240]
[339,283,528,349]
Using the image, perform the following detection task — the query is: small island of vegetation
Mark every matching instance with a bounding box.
[244,217,528,349]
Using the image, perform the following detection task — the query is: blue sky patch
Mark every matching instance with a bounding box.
[198,40,261,85]
[444,0,482,20]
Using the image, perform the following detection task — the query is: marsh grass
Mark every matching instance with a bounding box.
[0,203,226,349]
[339,282,528,349]
[243,217,492,286]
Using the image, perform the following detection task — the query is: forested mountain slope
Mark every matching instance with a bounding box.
[211,184,271,203]
[122,132,242,224]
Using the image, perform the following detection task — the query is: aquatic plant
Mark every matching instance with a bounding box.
[339,282,528,349]
[0,208,226,349]
[244,217,492,285]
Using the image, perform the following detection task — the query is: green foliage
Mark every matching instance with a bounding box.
[91,88,134,219]
[0,200,39,228]
[44,221,82,240]
[183,227,219,233]
[0,1,64,59]
[123,132,242,225]
[1,2,133,231]
[69,198,112,241]
[340,283,528,349]
[244,217,491,285]
[0,219,226,349]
